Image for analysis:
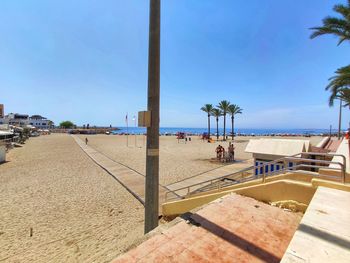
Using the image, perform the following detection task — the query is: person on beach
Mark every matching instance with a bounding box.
[228,143,235,162]
[216,145,222,160]
[221,146,226,161]
[85,137,88,145]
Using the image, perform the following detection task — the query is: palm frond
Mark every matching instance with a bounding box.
[211,108,222,117]
[200,104,213,114]
[310,2,350,45]
[217,100,231,114]
[326,66,350,107]
[334,89,350,107]
[227,104,243,116]
[333,4,350,18]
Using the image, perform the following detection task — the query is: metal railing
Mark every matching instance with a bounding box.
[164,152,347,202]
[164,166,255,201]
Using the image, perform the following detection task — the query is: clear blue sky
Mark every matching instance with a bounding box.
[0,0,349,129]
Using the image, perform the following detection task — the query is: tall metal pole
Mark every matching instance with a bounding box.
[338,99,342,140]
[145,0,160,234]
[126,113,129,147]
[133,116,137,147]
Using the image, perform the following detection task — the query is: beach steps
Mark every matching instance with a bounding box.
[325,139,342,152]
[112,193,302,262]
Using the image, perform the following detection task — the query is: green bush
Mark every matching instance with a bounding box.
[59,121,75,129]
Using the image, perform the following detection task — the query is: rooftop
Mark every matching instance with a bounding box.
[245,138,310,157]
[30,115,47,120]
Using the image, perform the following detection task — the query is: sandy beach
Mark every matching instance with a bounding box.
[77,134,322,185]
[0,133,322,262]
[0,134,144,263]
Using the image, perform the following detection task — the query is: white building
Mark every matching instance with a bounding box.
[28,115,52,129]
[3,113,29,126]
[0,113,53,129]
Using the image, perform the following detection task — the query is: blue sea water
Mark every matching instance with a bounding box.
[112,127,334,136]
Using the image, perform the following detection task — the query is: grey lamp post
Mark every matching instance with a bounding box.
[144,0,161,234]
[338,99,342,140]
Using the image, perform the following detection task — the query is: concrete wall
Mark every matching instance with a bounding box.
[162,172,350,217]
[0,145,6,163]
[329,139,350,173]
[316,136,330,148]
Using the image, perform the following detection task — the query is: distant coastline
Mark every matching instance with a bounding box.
[51,127,120,134]
[112,127,338,136]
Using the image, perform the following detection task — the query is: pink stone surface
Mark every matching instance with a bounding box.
[112,194,302,263]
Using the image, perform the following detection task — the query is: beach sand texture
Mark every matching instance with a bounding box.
[0,134,144,263]
[77,134,254,186]
[77,134,322,186]
[0,133,322,262]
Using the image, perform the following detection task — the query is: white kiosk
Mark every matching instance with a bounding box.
[245,138,311,176]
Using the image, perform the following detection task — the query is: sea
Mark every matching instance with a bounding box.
[112,127,335,136]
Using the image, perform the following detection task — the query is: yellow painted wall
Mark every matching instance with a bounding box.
[234,180,315,205]
[188,172,315,199]
[162,172,350,217]
[162,179,315,216]
[187,171,346,200]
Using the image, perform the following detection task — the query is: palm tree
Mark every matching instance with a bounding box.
[310,2,350,140]
[48,120,54,129]
[227,104,243,141]
[200,104,213,140]
[327,65,350,106]
[217,100,231,141]
[310,1,350,45]
[326,67,350,139]
[211,108,222,140]
[329,87,350,140]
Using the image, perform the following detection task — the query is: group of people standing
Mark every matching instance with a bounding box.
[215,142,235,162]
